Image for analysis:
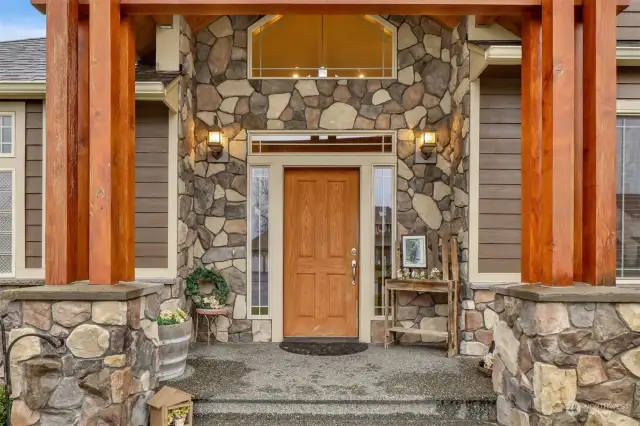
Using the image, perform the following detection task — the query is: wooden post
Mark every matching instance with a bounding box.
[77,17,90,281]
[582,0,617,286]
[118,15,136,282]
[520,13,542,284]
[574,19,584,282]
[89,0,121,284]
[45,0,79,285]
[540,0,575,286]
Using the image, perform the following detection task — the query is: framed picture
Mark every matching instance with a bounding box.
[401,235,427,268]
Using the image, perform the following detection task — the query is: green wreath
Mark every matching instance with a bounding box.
[185,267,229,308]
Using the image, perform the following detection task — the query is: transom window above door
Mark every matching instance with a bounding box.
[250,133,394,154]
[248,15,396,79]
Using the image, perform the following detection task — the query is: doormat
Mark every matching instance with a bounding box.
[279,341,368,356]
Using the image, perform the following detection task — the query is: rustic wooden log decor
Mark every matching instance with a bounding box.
[384,232,460,357]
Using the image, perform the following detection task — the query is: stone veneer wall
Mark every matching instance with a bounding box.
[178,15,471,344]
[493,291,640,425]
[6,294,161,425]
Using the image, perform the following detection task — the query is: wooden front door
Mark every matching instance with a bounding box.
[284,168,359,337]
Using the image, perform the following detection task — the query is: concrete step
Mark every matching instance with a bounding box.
[193,398,496,423]
[194,412,498,425]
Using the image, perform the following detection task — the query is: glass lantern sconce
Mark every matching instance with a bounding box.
[415,126,438,164]
[207,115,225,158]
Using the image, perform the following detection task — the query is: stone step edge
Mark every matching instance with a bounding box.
[193,397,497,404]
[193,400,497,420]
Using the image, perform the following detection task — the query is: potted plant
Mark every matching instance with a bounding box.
[167,406,191,426]
[185,267,229,314]
[155,308,192,381]
[192,294,228,315]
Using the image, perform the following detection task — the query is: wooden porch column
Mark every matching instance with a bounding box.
[582,0,617,286]
[574,19,584,282]
[45,0,79,285]
[521,13,542,283]
[540,0,575,286]
[77,17,90,280]
[118,16,136,282]
[89,0,121,284]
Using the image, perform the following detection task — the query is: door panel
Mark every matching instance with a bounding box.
[284,168,359,337]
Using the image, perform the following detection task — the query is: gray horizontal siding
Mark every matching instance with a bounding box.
[618,1,640,42]
[25,101,42,269]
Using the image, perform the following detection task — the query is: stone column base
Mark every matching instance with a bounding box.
[493,284,640,426]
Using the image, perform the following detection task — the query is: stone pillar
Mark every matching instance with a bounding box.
[3,283,164,425]
[493,285,640,425]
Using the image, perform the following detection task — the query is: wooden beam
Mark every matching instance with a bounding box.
[77,17,90,281]
[521,13,542,283]
[582,0,617,286]
[540,0,575,286]
[45,0,79,285]
[89,0,121,284]
[573,19,583,282]
[118,15,137,282]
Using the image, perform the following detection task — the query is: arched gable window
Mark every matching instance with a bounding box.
[248,15,396,79]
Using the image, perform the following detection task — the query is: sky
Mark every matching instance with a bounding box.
[0,0,46,42]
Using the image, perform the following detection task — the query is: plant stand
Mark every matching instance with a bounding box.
[384,235,459,357]
[194,307,230,345]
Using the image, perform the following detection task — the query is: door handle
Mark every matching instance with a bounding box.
[352,260,357,285]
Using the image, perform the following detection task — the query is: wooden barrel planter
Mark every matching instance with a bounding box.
[157,318,192,381]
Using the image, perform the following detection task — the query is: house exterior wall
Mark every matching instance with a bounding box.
[177,15,471,343]
[618,0,640,42]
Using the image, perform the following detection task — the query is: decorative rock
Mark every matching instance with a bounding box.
[533,362,577,416]
[521,302,570,336]
[405,105,427,129]
[594,303,630,342]
[412,193,442,230]
[197,84,222,111]
[434,304,448,316]
[433,181,450,201]
[495,320,520,374]
[217,79,255,97]
[621,347,640,378]
[10,400,40,426]
[67,324,110,358]
[398,23,418,50]
[295,80,319,97]
[402,84,425,110]
[577,355,607,386]
[462,300,476,310]
[319,103,358,130]
[423,34,442,58]
[617,303,640,332]
[209,16,233,38]
[474,291,495,303]
[412,293,435,307]
[372,89,392,105]
[465,311,483,331]
[397,305,419,321]
[9,327,41,362]
[420,317,448,342]
[111,367,133,404]
[252,319,271,342]
[92,301,127,325]
[585,408,640,426]
[398,66,414,85]
[80,369,111,400]
[208,37,233,76]
[23,301,51,330]
[475,329,494,345]
[497,395,512,426]
[233,295,247,319]
[104,354,127,368]
[493,355,505,394]
[578,378,634,416]
[22,358,61,410]
[49,377,83,409]
[220,96,239,114]
[267,93,291,119]
[461,341,489,356]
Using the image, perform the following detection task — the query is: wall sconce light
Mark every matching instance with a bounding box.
[415,126,438,164]
[207,115,225,157]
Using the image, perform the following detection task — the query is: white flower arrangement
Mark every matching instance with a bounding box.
[428,267,443,280]
[193,294,224,309]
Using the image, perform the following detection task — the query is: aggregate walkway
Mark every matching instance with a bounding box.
[170,343,494,402]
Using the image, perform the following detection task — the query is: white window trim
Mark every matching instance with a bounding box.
[247,165,271,319]
[247,15,397,80]
[469,81,640,286]
[0,112,16,158]
[0,102,25,279]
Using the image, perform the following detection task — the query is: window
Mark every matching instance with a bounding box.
[0,171,13,275]
[374,167,393,316]
[249,15,395,79]
[251,133,394,154]
[617,117,640,278]
[250,167,269,315]
[0,115,13,156]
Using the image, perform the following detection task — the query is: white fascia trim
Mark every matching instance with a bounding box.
[484,45,640,66]
[0,81,170,101]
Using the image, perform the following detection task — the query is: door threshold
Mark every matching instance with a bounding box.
[283,337,359,343]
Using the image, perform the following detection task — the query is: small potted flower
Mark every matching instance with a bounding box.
[192,294,228,315]
[167,405,191,426]
[155,308,192,381]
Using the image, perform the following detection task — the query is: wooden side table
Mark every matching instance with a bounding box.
[194,307,230,345]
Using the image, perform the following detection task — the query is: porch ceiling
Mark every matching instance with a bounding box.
[32,0,631,17]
